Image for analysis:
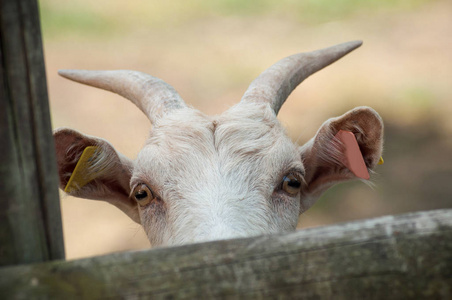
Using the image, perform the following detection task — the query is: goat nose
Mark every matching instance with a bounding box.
[195,223,243,243]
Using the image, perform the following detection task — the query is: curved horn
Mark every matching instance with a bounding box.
[241,40,363,114]
[58,70,187,124]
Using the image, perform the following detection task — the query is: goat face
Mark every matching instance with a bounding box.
[134,103,302,245]
[54,41,384,247]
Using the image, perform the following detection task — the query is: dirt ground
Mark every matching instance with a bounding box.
[42,0,452,259]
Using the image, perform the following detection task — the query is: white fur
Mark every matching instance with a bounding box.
[131,102,302,246]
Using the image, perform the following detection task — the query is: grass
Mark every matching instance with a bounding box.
[39,1,115,39]
[39,0,429,39]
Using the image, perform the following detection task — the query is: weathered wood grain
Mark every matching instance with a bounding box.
[0,0,64,266]
[0,209,450,299]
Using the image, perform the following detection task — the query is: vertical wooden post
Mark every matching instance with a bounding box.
[0,0,64,266]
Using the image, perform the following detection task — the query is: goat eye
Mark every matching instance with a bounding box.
[281,174,301,196]
[132,184,154,206]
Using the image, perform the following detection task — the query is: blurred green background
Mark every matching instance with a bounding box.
[40,0,452,259]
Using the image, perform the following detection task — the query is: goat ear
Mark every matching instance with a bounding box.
[53,128,140,223]
[299,107,384,212]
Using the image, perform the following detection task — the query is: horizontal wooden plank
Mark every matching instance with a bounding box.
[0,209,451,299]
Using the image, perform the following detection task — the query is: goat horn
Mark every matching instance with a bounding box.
[58,70,187,124]
[241,40,363,114]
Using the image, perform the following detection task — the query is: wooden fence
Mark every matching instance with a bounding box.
[0,0,64,267]
[0,209,451,298]
[0,0,451,299]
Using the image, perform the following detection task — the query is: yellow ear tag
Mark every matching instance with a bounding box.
[378,156,384,165]
[64,146,99,193]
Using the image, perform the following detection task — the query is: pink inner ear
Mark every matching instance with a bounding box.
[335,130,370,180]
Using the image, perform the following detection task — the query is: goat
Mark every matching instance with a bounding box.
[54,41,384,247]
